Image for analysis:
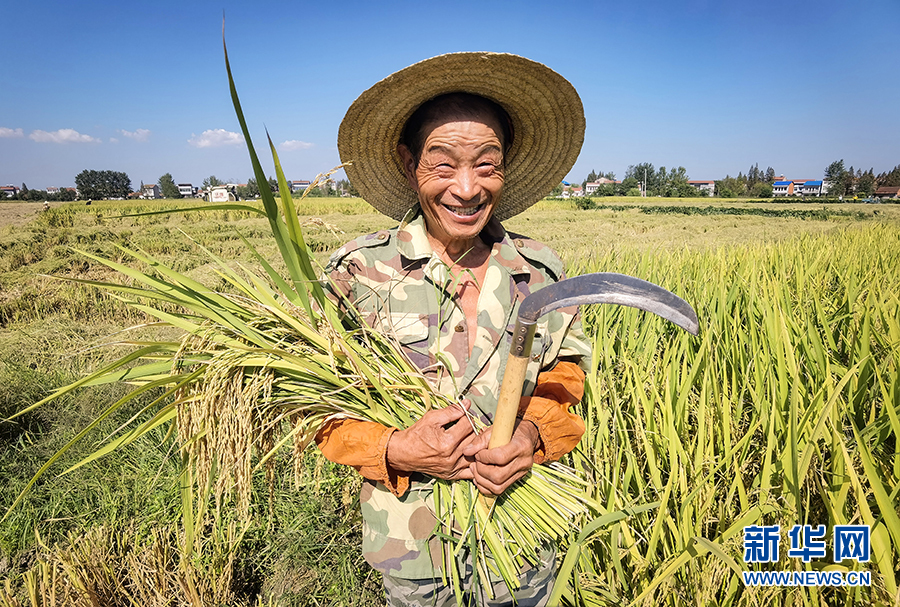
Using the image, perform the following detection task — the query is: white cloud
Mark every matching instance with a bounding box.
[188,129,244,148]
[119,128,151,142]
[280,139,314,151]
[0,127,24,138]
[29,128,100,144]
[109,137,119,144]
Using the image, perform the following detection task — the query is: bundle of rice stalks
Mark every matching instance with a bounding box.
[3,38,600,601]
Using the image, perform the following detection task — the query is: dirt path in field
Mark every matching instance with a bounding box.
[0,202,50,230]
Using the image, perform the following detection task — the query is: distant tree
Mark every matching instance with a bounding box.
[619,176,639,196]
[856,169,876,197]
[202,175,222,189]
[344,179,360,197]
[765,166,776,183]
[824,160,845,182]
[158,173,181,198]
[659,166,693,197]
[75,169,131,199]
[243,178,260,199]
[750,182,773,198]
[594,184,617,197]
[75,171,96,199]
[20,183,29,198]
[108,171,132,198]
[824,160,854,197]
[747,163,762,187]
[715,175,745,198]
[875,164,900,187]
[57,188,77,202]
[550,182,563,197]
[625,163,657,196]
[267,176,278,193]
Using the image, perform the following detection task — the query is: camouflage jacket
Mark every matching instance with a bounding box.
[322,206,590,579]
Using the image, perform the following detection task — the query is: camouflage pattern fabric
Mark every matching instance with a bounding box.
[325,206,590,580]
[381,543,555,606]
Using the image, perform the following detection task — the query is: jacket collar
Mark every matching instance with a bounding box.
[395,205,531,279]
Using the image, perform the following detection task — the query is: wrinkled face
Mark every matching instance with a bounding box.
[398,109,505,251]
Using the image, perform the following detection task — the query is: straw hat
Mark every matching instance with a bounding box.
[338,52,585,222]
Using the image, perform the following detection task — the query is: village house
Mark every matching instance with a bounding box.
[141,183,161,199]
[688,180,715,195]
[799,180,827,197]
[790,180,810,195]
[773,180,794,196]
[584,177,619,195]
[561,184,584,198]
[875,186,900,200]
[1,185,19,198]
[290,180,311,193]
[178,183,196,198]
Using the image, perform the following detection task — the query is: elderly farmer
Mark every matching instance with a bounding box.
[315,52,590,606]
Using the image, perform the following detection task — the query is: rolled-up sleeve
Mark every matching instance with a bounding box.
[315,419,410,497]
[518,360,586,464]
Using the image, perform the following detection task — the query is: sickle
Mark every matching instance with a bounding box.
[482,272,699,507]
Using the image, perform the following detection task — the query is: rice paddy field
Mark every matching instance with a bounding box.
[1,196,898,606]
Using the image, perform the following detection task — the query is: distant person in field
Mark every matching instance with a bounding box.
[316,52,590,606]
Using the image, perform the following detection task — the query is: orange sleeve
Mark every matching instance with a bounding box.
[517,360,586,464]
[314,419,410,497]
[314,361,585,494]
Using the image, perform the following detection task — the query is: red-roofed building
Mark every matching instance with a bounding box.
[584,178,620,195]
[688,180,715,195]
[875,186,900,200]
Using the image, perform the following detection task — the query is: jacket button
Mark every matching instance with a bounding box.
[377,232,387,240]
[455,324,465,332]
[515,239,525,248]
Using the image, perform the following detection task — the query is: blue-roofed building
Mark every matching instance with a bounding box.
[800,180,826,196]
[773,180,794,196]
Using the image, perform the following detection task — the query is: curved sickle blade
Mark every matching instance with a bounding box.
[480,272,698,512]
[519,272,699,335]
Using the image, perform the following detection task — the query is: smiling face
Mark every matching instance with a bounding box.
[397,108,506,257]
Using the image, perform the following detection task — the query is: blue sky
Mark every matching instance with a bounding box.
[1,0,898,190]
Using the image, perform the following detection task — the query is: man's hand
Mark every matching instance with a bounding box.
[386,401,477,481]
[463,419,540,496]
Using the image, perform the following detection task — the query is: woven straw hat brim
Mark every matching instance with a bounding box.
[338,52,585,222]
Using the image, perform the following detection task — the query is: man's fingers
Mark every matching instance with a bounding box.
[425,402,468,426]
[473,441,519,466]
[449,465,475,482]
[462,428,490,456]
[471,463,526,496]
